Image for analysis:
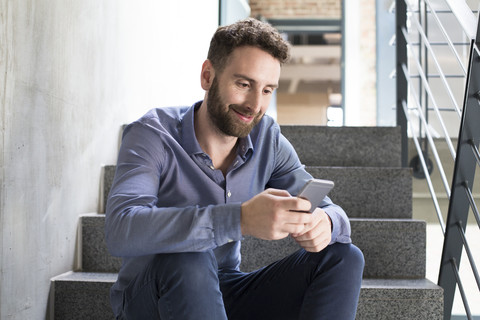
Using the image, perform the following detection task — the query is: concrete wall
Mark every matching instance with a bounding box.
[0,1,218,318]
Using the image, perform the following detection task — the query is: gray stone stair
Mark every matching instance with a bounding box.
[307,166,412,219]
[357,279,443,319]
[51,125,444,319]
[241,218,426,279]
[51,271,117,320]
[280,125,402,167]
[51,272,442,320]
[81,213,121,273]
[80,214,426,279]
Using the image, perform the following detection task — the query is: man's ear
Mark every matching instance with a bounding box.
[200,60,216,90]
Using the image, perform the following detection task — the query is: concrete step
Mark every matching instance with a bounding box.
[241,218,425,279]
[307,166,412,219]
[50,272,442,320]
[50,271,117,320]
[81,213,122,273]
[102,165,412,218]
[80,214,425,279]
[102,165,116,214]
[280,125,402,167]
[350,218,425,279]
[357,279,443,320]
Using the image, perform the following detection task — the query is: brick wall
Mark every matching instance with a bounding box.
[250,0,341,19]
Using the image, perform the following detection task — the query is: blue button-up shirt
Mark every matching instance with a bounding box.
[105,101,351,316]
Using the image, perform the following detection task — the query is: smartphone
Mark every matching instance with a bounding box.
[297,179,335,212]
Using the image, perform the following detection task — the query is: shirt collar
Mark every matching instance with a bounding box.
[181,101,254,159]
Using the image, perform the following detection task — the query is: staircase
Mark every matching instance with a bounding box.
[50,125,444,319]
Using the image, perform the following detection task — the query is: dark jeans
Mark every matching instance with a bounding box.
[118,243,364,320]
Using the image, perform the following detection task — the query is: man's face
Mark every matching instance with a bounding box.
[206,46,281,138]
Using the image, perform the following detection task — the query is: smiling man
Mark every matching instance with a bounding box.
[106,18,364,320]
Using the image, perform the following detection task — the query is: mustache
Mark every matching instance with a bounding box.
[229,105,259,117]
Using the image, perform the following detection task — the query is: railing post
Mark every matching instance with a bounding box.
[396,0,408,168]
[438,16,480,320]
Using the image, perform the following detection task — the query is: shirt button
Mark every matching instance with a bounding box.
[227,191,232,197]
[233,160,239,167]
[209,165,215,170]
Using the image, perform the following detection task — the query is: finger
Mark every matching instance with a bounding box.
[294,233,330,252]
[282,210,314,225]
[282,222,308,235]
[294,226,320,241]
[284,197,311,213]
[264,188,292,197]
[293,215,331,240]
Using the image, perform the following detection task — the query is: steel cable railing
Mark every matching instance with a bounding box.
[401,98,447,232]
[402,62,451,207]
[405,0,463,118]
[450,257,473,319]
[395,0,479,318]
[400,6,458,159]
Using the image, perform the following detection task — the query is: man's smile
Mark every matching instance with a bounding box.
[230,106,255,123]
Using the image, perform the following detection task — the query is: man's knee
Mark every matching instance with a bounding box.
[338,243,365,271]
[320,243,365,276]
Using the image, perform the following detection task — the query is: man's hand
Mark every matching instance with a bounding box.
[292,208,332,252]
[241,189,313,240]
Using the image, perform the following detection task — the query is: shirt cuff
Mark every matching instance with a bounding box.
[211,203,242,246]
[324,207,352,245]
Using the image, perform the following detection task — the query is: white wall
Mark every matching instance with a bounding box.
[0,1,218,319]
[343,0,377,126]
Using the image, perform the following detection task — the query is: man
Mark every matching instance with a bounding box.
[106,18,364,320]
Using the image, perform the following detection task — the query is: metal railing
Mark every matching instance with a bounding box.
[395,0,480,319]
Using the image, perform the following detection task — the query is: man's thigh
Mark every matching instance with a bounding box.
[120,251,227,320]
[219,248,319,320]
[219,243,364,320]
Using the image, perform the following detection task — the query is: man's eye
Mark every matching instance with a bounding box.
[239,83,249,88]
[264,89,273,95]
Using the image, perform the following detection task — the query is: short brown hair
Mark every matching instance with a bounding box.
[207,18,291,72]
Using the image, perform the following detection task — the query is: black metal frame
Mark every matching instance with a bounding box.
[438,19,480,319]
[396,0,408,168]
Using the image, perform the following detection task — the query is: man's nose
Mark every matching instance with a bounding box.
[246,90,263,113]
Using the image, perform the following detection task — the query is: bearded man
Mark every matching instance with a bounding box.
[106,18,364,320]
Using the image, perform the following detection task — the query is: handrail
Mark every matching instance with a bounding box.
[395,0,480,318]
[404,0,463,118]
[401,98,447,233]
[400,25,457,159]
[402,63,451,201]
[423,0,468,76]
[444,0,477,40]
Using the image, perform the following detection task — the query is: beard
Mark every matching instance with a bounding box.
[206,77,264,138]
